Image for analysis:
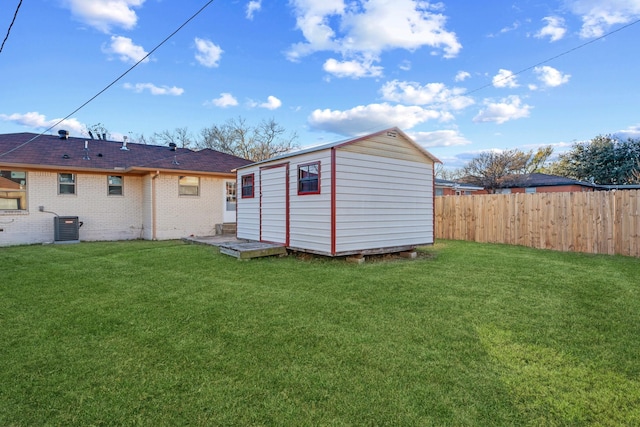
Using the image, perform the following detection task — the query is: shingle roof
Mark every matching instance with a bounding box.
[0,133,252,175]
[502,173,596,188]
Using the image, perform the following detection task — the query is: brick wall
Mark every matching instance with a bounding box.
[0,171,228,246]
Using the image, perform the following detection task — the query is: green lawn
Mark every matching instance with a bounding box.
[1,240,639,426]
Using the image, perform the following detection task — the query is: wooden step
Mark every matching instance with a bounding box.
[215,223,237,235]
[219,241,287,260]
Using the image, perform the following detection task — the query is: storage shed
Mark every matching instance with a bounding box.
[235,127,440,257]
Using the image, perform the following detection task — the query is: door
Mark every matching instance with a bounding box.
[223,180,236,223]
[260,164,288,244]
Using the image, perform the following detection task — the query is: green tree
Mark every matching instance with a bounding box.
[197,117,298,161]
[549,135,640,185]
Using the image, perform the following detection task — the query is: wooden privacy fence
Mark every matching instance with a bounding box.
[435,190,640,257]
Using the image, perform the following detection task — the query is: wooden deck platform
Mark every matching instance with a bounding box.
[219,241,287,260]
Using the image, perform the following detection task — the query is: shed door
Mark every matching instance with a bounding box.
[260,164,288,244]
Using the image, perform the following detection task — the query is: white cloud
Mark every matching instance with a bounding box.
[246,0,262,19]
[194,37,223,67]
[614,125,640,140]
[492,69,519,88]
[323,57,383,78]
[123,83,184,95]
[473,96,532,124]
[567,0,640,38]
[102,35,149,64]
[0,111,85,135]
[206,93,239,108]
[455,71,470,82]
[398,60,411,71]
[380,80,475,112]
[533,66,571,87]
[287,0,461,65]
[535,16,567,42]
[63,0,144,33]
[496,21,521,36]
[260,96,282,110]
[409,130,472,148]
[308,103,451,135]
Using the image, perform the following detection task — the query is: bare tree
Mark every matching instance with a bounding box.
[435,164,464,180]
[197,117,298,161]
[153,127,194,149]
[85,123,110,140]
[461,146,553,193]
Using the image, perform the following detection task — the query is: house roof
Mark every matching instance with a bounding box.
[435,178,483,191]
[0,132,252,175]
[501,173,597,188]
[236,127,441,169]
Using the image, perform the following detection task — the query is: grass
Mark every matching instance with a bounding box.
[1,239,639,426]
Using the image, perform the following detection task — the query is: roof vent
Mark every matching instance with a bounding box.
[58,130,70,139]
[120,136,129,151]
[387,131,397,138]
[88,131,94,139]
[169,142,177,151]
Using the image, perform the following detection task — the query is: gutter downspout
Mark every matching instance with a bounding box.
[152,171,160,240]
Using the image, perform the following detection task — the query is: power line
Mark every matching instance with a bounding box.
[468,17,640,95]
[0,0,23,54]
[0,0,215,158]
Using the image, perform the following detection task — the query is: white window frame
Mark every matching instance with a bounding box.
[179,176,200,196]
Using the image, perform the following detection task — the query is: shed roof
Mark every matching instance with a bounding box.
[236,127,440,169]
[0,132,252,175]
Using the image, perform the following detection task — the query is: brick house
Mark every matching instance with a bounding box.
[482,173,598,194]
[435,178,483,195]
[0,131,252,246]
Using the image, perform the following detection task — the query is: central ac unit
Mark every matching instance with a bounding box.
[54,216,80,242]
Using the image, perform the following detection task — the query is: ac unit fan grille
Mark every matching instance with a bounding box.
[54,216,80,241]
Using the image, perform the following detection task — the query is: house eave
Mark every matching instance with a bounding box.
[0,161,236,177]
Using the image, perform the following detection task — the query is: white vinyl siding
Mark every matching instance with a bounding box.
[260,165,288,244]
[288,151,332,254]
[334,150,433,253]
[236,168,260,240]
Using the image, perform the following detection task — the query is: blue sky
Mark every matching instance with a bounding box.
[1,0,639,168]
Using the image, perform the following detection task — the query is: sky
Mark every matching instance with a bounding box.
[1,0,639,169]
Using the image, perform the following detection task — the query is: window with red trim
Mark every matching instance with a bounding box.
[298,162,320,195]
[241,174,254,198]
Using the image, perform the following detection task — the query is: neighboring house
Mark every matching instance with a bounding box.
[236,127,440,257]
[0,131,252,246]
[435,178,483,195]
[461,173,599,194]
[495,173,598,193]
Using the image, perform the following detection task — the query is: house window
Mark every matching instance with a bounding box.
[59,173,76,194]
[496,188,512,194]
[0,170,27,210]
[179,176,200,196]
[226,181,236,211]
[108,175,123,196]
[241,174,254,198]
[298,162,320,195]
[435,188,444,196]
[525,187,537,194]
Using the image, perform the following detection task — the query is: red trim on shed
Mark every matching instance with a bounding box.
[331,148,337,255]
